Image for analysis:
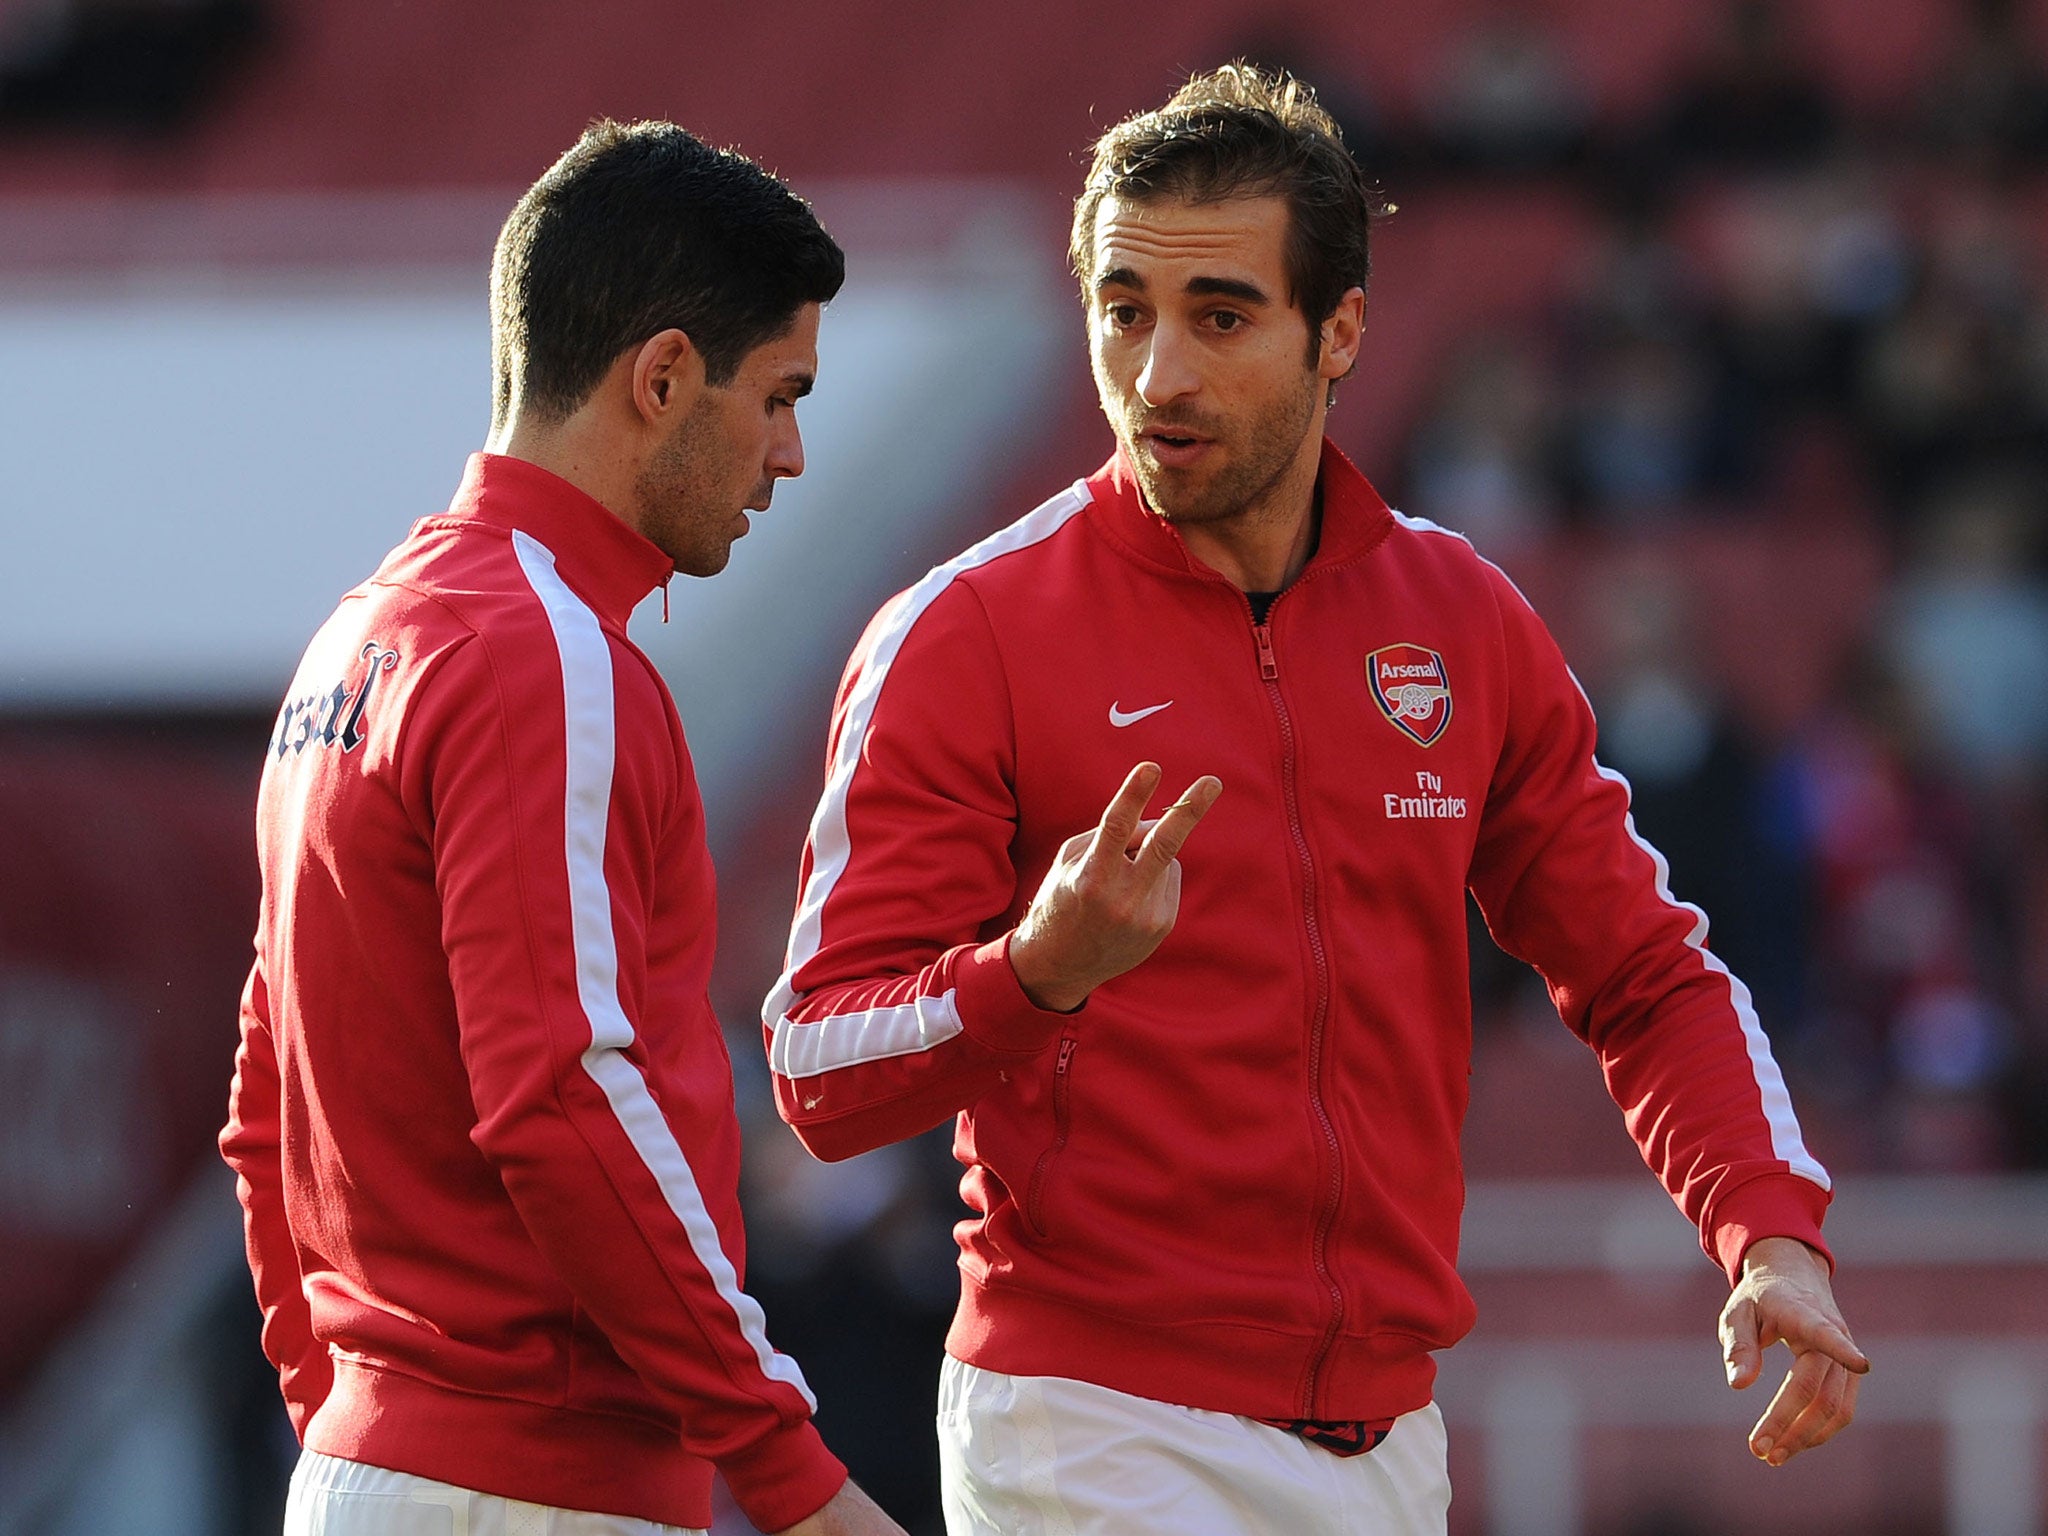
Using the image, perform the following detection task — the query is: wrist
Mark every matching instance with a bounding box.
[1740,1235,1824,1279]
[1007,929,1091,1014]
[1711,1175,1832,1282]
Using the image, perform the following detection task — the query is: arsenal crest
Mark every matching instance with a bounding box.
[1367,644,1453,747]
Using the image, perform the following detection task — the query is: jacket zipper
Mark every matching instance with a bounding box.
[1253,609,1345,1415]
[1025,1036,1077,1238]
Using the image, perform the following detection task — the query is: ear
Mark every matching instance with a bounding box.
[1317,287,1366,383]
[629,328,705,426]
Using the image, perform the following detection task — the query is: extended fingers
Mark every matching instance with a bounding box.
[1751,1354,1860,1465]
[1749,1350,1829,1461]
[1126,817,1158,855]
[1785,1359,1861,1457]
[1136,776,1223,876]
[1089,762,1163,863]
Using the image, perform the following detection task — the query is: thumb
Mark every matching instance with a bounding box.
[1721,1294,1762,1390]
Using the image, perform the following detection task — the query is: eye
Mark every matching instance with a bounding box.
[1210,310,1244,333]
[1102,301,1142,330]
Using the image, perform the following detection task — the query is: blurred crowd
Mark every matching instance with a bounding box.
[719,5,2048,1520]
[1383,0,2048,1180]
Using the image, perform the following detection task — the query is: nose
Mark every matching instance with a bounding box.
[769,410,805,480]
[1135,323,1199,407]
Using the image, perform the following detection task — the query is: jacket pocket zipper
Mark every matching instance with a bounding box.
[1025,1037,1077,1238]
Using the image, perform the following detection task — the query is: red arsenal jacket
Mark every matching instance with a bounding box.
[221,454,845,1532]
[765,441,1832,1425]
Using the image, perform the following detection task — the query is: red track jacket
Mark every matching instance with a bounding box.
[221,454,845,1532]
[766,442,1832,1424]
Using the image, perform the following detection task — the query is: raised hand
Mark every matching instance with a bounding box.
[1720,1235,1870,1465]
[1008,761,1224,1013]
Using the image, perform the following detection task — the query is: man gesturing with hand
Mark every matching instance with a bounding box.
[767,63,1861,1536]
[1009,762,1224,1013]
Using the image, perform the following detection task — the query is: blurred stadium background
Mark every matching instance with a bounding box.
[2,1,2046,1532]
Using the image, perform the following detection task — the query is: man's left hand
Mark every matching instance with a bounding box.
[1719,1235,1870,1465]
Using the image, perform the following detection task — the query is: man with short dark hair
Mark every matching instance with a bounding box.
[222,121,903,1536]
[764,67,1866,1533]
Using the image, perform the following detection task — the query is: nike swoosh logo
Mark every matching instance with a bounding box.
[1109,700,1174,728]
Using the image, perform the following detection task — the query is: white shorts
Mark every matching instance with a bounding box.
[937,1355,1451,1536]
[282,1450,707,1536]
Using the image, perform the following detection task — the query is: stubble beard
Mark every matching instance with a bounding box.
[635,397,734,578]
[1120,365,1321,531]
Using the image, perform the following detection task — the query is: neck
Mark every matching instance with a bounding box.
[1174,428,1326,593]
[487,411,641,534]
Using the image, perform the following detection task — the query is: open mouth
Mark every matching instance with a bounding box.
[1141,429,1212,465]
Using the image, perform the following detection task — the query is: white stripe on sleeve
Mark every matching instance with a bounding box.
[767,989,966,1079]
[512,530,816,1410]
[1392,511,1829,1192]
[764,483,1092,1079]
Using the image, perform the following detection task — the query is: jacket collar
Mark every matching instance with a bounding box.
[434,452,674,626]
[1084,436,1396,583]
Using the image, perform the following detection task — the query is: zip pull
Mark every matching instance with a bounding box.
[661,581,671,624]
[1054,1037,1076,1075]
[1254,622,1279,681]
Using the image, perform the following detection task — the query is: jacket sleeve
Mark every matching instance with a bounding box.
[1465,561,1833,1282]
[764,581,1070,1163]
[405,630,844,1535]
[219,955,332,1439]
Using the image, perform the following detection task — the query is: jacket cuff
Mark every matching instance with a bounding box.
[1710,1175,1833,1284]
[719,1419,847,1535]
[952,934,1074,1055]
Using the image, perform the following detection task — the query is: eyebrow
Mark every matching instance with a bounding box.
[1186,276,1271,305]
[1095,267,1272,307]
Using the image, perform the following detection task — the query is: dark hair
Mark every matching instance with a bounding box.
[489,120,845,427]
[1070,64,1388,360]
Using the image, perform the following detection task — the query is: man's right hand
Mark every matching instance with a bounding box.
[1009,761,1224,1013]
[774,1477,907,1536]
